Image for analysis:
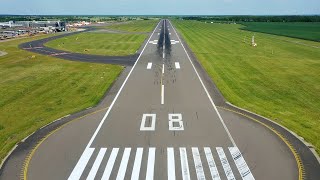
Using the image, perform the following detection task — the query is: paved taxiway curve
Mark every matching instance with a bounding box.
[19,28,139,66]
[1,19,320,180]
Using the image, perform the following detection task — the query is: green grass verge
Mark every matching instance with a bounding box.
[173,20,320,153]
[0,36,123,161]
[106,20,159,33]
[241,22,320,42]
[45,32,147,56]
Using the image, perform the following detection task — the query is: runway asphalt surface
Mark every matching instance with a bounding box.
[1,19,320,180]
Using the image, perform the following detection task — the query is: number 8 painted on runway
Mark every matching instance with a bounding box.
[169,113,184,131]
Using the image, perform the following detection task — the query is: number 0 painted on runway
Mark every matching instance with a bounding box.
[140,114,156,131]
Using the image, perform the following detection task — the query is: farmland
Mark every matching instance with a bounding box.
[241,22,320,41]
[173,20,320,153]
[0,36,123,161]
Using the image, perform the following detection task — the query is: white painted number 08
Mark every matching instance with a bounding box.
[140,113,184,131]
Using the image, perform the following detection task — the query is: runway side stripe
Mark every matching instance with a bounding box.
[167,148,176,180]
[175,62,180,69]
[68,148,94,180]
[86,148,107,180]
[146,148,156,180]
[216,147,235,180]
[131,148,144,180]
[101,148,119,180]
[192,147,206,180]
[229,147,255,180]
[179,148,191,180]
[116,148,131,180]
[147,62,152,69]
[204,147,220,180]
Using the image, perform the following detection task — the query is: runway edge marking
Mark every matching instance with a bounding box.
[22,107,109,180]
[217,106,305,180]
[68,20,162,180]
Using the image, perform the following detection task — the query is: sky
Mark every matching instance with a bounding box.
[0,0,319,15]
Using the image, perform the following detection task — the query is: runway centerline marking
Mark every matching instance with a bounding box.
[161,84,164,105]
[175,62,180,69]
[147,62,152,69]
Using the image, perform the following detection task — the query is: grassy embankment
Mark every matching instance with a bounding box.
[173,20,320,153]
[0,35,123,162]
[46,20,159,56]
[241,22,320,42]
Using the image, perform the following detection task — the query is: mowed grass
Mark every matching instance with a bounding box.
[173,20,320,153]
[241,22,320,42]
[0,36,123,161]
[106,20,159,33]
[45,32,146,56]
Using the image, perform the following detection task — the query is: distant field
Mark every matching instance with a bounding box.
[173,20,320,153]
[0,36,123,162]
[106,20,159,33]
[241,22,320,41]
[46,32,146,56]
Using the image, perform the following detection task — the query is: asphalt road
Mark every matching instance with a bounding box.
[1,19,319,180]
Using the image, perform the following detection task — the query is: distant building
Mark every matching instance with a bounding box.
[0,21,66,31]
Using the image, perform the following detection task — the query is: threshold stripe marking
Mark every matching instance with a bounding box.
[68,148,94,180]
[180,148,191,180]
[216,147,235,180]
[192,147,206,180]
[167,148,176,180]
[229,147,255,180]
[131,148,144,180]
[146,148,156,180]
[116,148,131,180]
[101,148,119,180]
[204,147,220,180]
[147,62,152,69]
[161,85,164,105]
[175,62,180,69]
[86,148,107,180]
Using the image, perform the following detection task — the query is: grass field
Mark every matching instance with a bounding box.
[106,20,159,33]
[241,22,320,42]
[0,36,123,162]
[45,32,147,56]
[173,20,320,153]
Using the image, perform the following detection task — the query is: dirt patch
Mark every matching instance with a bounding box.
[0,51,8,56]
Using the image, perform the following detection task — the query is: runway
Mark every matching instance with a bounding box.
[1,19,320,180]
